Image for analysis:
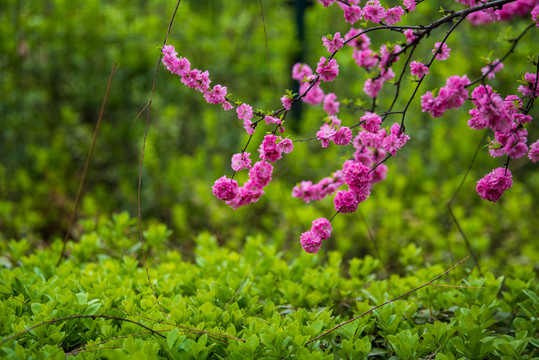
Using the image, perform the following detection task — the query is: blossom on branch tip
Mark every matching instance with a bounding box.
[281,95,293,110]
[311,218,333,240]
[476,167,513,202]
[277,138,294,154]
[300,231,322,254]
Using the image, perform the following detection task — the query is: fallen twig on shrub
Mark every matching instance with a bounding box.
[304,256,469,346]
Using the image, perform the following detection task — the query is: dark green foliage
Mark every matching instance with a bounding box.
[0,217,538,358]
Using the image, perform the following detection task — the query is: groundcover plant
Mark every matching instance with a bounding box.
[1,0,538,358]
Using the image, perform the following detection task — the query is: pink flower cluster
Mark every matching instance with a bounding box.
[410,61,429,79]
[466,0,537,25]
[481,59,504,80]
[518,72,539,99]
[292,63,326,105]
[421,75,470,118]
[300,218,333,254]
[162,45,230,110]
[432,42,451,61]
[322,32,344,53]
[292,171,346,203]
[476,167,513,203]
[318,0,405,26]
[316,57,340,82]
[316,117,352,148]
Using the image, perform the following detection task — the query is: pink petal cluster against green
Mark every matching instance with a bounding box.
[476,168,513,202]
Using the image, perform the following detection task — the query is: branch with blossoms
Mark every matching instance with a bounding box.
[161,0,539,255]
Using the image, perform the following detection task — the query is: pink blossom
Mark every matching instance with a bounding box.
[317,123,337,148]
[404,29,416,43]
[363,0,386,23]
[344,5,363,24]
[318,0,336,6]
[300,231,322,254]
[243,119,255,135]
[363,77,383,98]
[316,57,339,82]
[352,49,378,70]
[329,115,341,127]
[212,176,239,201]
[361,112,382,133]
[382,123,410,156]
[258,134,283,163]
[343,160,372,192]
[334,190,360,213]
[470,85,512,132]
[249,161,273,188]
[476,168,513,202]
[432,42,451,61]
[204,84,227,104]
[372,164,388,183]
[532,5,539,28]
[518,72,539,98]
[264,115,282,126]
[231,152,252,171]
[292,63,313,81]
[323,93,340,115]
[277,138,294,154]
[385,6,404,25]
[311,218,333,240]
[378,44,401,69]
[237,103,253,121]
[410,61,429,78]
[528,140,539,162]
[481,59,504,80]
[403,0,416,11]
[345,28,371,50]
[281,95,293,110]
[222,101,234,111]
[300,81,325,105]
[322,32,345,53]
[333,127,353,145]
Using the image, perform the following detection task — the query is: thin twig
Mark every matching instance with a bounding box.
[137,0,182,320]
[1,315,166,345]
[57,62,116,267]
[304,256,469,346]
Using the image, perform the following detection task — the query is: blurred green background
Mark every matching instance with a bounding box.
[1,0,538,273]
